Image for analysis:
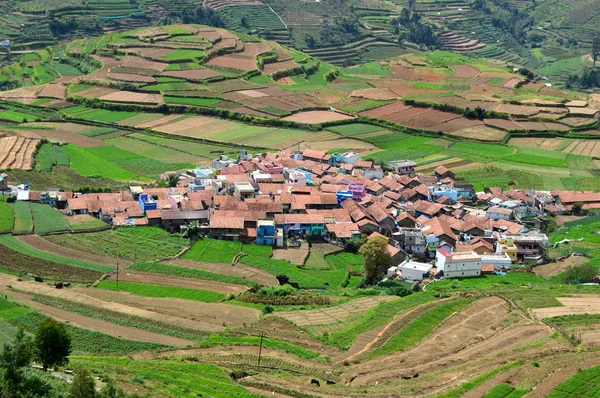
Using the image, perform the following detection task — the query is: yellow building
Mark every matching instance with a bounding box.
[497,239,517,262]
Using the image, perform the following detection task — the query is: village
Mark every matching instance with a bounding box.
[3,146,592,284]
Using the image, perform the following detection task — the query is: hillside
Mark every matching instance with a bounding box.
[0,23,600,397]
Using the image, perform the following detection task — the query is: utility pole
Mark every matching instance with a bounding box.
[257,331,266,367]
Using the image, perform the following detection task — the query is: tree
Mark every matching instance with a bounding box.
[359,236,392,284]
[408,0,416,10]
[0,328,34,393]
[593,35,600,68]
[99,379,127,398]
[304,34,316,49]
[158,171,179,188]
[241,15,249,28]
[70,366,96,398]
[562,263,597,284]
[572,201,584,216]
[34,318,72,371]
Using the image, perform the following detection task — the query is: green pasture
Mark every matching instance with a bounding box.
[183,238,242,264]
[8,201,34,235]
[30,203,70,234]
[0,198,13,233]
[98,281,226,303]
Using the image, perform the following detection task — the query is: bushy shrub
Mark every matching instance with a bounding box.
[257,285,296,297]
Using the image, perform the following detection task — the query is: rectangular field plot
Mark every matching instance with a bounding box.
[30,203,71,234]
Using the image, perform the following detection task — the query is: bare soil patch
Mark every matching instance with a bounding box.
[452,125,506,141]
[281,111,355,124]
[38,84,66,100]
[263,59,299,75]
[120,56,168,72]
[297,138,378,152]
[108,73,156,83]
[484,118,524,131]
[99,91,162,105]
[554,215,586,226]
[452,65,479,77]
[533,296,600,318]
[34,128,107,148]
[534,255,588,279]
[271,244,309,265]
[351,88,398,101]
[206,54,256,71]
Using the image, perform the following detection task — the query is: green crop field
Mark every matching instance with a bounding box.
[61,144,138,181]
[0,198,13,233]
[30,203,71,234]
[548,365,600,397]
[8,201,34,235]
[183,238,242,263]
[198,334,321,360]
[0,110,38,123]
[98,281,226,303]
[162,49,205,62]
[34,143,69,172]
[45,227,189,263]
[164,96,222,107]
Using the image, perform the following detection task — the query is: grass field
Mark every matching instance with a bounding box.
[183,238,241,263]
[0,198,13,233]
[548,365,600,397]
[30,203,71,234]
[128,262,256,287]
[0,110,38,123]
[98,281,226,303]
[45,227,189,263]
[62,144,138,181]
[8,201,34,235]
[197,334,322,360]
[35,143,69,172]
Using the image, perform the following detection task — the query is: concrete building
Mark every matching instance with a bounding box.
[479,253,512,270]
[486,206,513,221]
[436,249,481,278]
[0,173,7,191]
[233,181,255,200]
[256,219,284,247]
[398,260,433,281]
[389,160,416,175]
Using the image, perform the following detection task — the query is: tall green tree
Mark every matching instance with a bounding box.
[0,328,34,393]
[359,235,392,284]
[593,35,600,67]
[34,318,72,371]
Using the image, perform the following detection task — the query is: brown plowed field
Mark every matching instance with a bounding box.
[431,117,483,133]
[263,59,299,75]
[484,118,524,131]
[34,128,106,148]
[206,54,257,71]
[495,103,539,116]
[532,296,600,318]
[360,101,411,118]
[114,270,248,295]
[16,235,122,267]
[38,84,66,100]
[78,288,259,329]
[2,287,192,346]
[120,55,168,72]
[108,73,156,83]
[165,259,278,287]
[296,139,377,153]
[124,47,173,59]
[351,88,398,101]
[452,125,506,141]
[99,91,162,105]
[282,111,355,124]
[452,65,479,77]
[161,69,221,80]
[0,136,39,170]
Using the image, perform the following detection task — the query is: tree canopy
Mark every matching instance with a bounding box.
[35,318,72,371]
[359,235,393,284]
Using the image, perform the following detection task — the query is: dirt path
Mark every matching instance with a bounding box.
[4,288,192,346]
[16,235,127,267]
[165,259,278,287]
[114,270,249,295]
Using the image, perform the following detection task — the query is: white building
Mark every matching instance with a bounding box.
[486,206,513,221]
[398,260,433,281]
[341,152,360,165]
[436,249,481,278]
[233,181,255,200]
[286,170,307,186]
[479,253,512,270]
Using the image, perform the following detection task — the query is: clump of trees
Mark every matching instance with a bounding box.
[180,6,224,27]
[471,0,533,44]
[562,263,598,284]
[393,8,439,47]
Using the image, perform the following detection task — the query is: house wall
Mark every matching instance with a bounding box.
[445,259,481,278]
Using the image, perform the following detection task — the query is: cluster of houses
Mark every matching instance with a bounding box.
[3,147,597,280]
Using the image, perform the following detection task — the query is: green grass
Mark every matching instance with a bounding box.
[71,356,260,397]
[69,108,140,123]
[164,96,223,107]
[51,62,83,76]
[62,144,138,181]
[30,203,71,234]
[326,123,385,137]
[484,384,528,398]
[0,198,14,233]
[197,334,322,360]
[129,262,256,287]
[67,216,109,232]
[163,49,205,61]
[327,294,437,349]
[183,238,241,263]
[326,253,363,273]
[0,235,114,273]
[8,201,33,235]
[0,109,37,123]
[548,365,600,397]
[242,244,272,258]
[34,143,69,172]
[367,299,473,360]
[45,227,189,263]
[97,281,226,303]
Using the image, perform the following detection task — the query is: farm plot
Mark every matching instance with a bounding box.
[97,281,226,303]
[532,296,600,318]
[161,69,221,80]
[61,144,138,181]
[33,128,106,148]
[98,91,162,105]
[0,136,40,170]
[8,202,33,235]
[45,227,189,263]
[120,55,168,72]
[182,238,241,263]
[0,199,13,233]
[66,214,109,232]
[166,259,278,287]
[37,84,66,100]
[0,243,103,283]
[278,296,395,327]
[107,73,156,84]
[281,111,355,124]
[29,203,70,234]
[548,365,600,397]
[105,135,206,165]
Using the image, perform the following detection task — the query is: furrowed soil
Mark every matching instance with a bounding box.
[113,270,249,294]
[165,259,278,287]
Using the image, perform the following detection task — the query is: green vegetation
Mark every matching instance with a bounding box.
[34,143,69,172]
[45,227,189,262]
[0,198,13,233]
[98,281,226,303]
[183,238,241,263]
[548,365,600,397]
[484,384,528,398]
[197,334,322,360]
[7,202,33,235]
[30,203,70,234]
